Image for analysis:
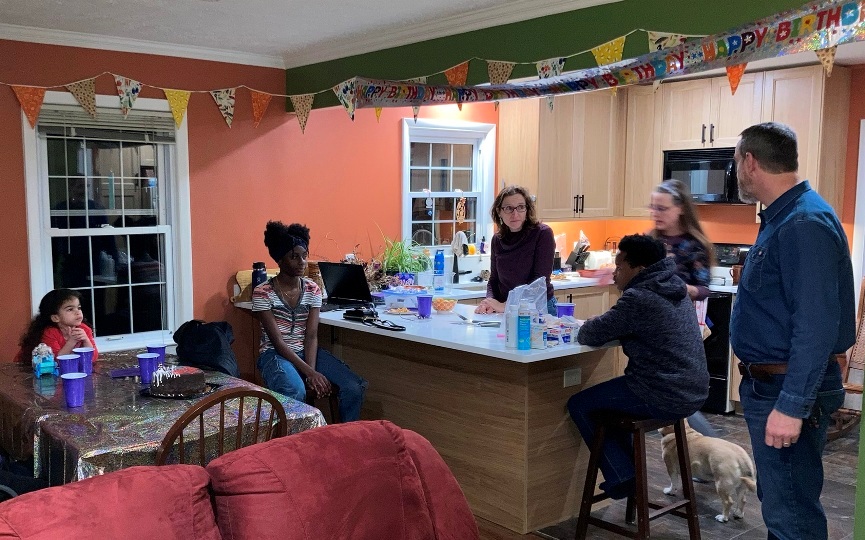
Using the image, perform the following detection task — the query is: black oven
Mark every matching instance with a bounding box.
[663,148,742,204]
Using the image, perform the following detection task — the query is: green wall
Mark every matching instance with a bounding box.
[285,0,805,110]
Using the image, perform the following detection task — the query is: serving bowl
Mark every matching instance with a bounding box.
[432,297,457,312]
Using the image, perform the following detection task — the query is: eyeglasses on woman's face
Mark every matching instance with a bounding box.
[499,204,527,214]
[647,204,672,213]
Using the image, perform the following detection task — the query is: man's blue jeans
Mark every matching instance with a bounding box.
[739,361,844,540]
[257,347,368,422]
[567,376,682,496]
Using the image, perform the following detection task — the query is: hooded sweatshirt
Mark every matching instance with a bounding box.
[577,257,709,415]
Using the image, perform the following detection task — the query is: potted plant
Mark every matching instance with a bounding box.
[380,238,431,286]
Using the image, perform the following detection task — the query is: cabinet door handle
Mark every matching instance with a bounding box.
[579,194,585,213]
[701,124,706,144]
[568,294,573,303]
[710,123,715,143]
[573,196,578,214]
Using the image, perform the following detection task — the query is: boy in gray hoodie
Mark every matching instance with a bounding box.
[567,234,709,499]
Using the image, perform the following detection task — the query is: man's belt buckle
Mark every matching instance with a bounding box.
[737,362,785,382]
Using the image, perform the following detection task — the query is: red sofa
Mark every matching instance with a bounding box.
[0,420,478,540]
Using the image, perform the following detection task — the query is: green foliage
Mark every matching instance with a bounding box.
[381,238,431,273]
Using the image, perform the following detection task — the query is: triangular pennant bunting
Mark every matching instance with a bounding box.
[289,94,314,133]
[333,79,357,121]
[445,62,470,86]
[409,76,426,122]
[114,75,142,117]
[375,107,383,123]
[487,61,515,85]
[726,63,747,95]
[815,46,838,77]
[11,86,46,128]
[66,79,97,118]
[536,58,565,111]
[210,88,236,127]
[592,35,626,67]
[250,90,272,128]
[647,31,688,51]
[163,89,191,128]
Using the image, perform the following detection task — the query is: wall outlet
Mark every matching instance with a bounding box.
[563,368,582,388]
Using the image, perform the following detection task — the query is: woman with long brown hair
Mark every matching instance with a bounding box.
[476,185,557,315]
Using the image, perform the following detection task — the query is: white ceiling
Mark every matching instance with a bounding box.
[0,0,622,69]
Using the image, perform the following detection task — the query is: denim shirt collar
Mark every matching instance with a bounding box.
[758,180,811,225]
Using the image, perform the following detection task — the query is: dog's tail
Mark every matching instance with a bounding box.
[741,476,757,492]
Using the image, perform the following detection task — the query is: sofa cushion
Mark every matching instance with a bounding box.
[0,465,220,540]
[401,429,478,540]
[206,420,441,540]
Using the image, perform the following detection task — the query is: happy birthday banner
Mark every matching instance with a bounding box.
[345,0,864,112]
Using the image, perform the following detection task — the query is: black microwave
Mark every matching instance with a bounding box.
[662,148,743,204]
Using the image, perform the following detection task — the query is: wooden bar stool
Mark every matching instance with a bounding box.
[574,412,700,540]
[305,382,341,424]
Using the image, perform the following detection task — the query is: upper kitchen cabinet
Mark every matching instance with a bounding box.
[761,65,850,214]
[498,97,540,197]
[623,85,663,217]
[660,73,763,150]
[536,91,624,219]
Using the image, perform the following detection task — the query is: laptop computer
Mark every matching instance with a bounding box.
[317,262,374,311]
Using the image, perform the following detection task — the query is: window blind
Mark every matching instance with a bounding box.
[37,104,176,143]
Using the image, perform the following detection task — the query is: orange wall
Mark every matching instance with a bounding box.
[0,38,497,379]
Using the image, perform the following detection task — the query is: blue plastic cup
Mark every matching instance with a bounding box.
[417,295,433,319]
[146,344,166,365]
[137,353,160,385]
[61,373,87,408]
[57,354,81,376]
[73,347,94,375]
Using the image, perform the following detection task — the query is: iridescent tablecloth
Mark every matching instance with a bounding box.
[0,352,325,485]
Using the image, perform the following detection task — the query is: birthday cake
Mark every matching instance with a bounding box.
[149,365,207,397]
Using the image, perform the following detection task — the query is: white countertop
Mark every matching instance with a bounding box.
[318,302,614,364]
[708,284,738,294]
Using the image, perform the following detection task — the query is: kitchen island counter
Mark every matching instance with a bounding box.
[318,305,618,534]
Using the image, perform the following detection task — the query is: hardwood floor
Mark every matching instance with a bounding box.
[475,411,859,539]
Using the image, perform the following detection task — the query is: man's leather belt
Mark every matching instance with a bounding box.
[738,362,787,382]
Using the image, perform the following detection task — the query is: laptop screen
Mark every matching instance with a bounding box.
[317,262,373,305]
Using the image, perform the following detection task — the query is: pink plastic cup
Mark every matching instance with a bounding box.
[57,354,81,375]
[61,373,87,408]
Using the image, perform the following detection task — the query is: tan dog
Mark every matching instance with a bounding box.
[659,420,757,523]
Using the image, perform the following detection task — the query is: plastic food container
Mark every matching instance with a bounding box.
[381,286,429,309]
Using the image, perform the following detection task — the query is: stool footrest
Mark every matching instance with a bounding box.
[586,516,639,538]
[647,499,692,520]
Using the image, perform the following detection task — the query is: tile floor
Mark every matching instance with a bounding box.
[536,412,859,540]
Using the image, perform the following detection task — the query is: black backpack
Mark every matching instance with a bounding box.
[173,320,240,377]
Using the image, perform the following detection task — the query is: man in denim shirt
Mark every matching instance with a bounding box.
[731,122,855,540]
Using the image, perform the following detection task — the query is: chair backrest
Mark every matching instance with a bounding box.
[155,387,287,466]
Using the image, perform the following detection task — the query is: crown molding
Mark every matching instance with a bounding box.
[283,0,623,68]
[0,23,286,69]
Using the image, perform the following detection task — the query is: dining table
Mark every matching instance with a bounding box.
[0,351,326,486]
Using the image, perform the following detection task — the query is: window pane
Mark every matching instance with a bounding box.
[88,140,121,177]
[434,197,455,221]
[435,222,454,246]
[52,235,92,288]
[432,169,449,192]
[431,143,450,167]
[92,176,123,226]
[410,143,430,166]
[409,170,430,192]
[411,224,434,246]
[122,177,160,227]
[452,170,471,191]
[46,138,83,176]
[464,197,478,220]
[453,144,472,167]
[132,284,167,332]
[122,143,156,177]
[411,198,432,221]
[130,234,165,285]
[50,178,113,230]
[93,286,131,336]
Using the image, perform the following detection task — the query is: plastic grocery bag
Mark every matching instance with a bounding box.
[505,276,548,315]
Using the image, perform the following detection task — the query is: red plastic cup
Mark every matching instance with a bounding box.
[61,373,87,408]
[57,354,81,375]
[73,347,94,375]
[137,353,160,385]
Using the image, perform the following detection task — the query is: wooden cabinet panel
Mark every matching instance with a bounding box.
[711,73,764,147]
[623,86,662,217]
[537,96,579,219]
[579,91,622,218]
[497,98,540,196]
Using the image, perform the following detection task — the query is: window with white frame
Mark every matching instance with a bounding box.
[401,119,496,248]
[24,92,193,351]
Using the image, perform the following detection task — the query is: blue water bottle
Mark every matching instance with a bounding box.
[251,262,267,290]
[433,249,445,292]
[517,301,531,350]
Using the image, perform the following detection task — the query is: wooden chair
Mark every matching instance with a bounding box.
[155,387,287,466]
[828,278,865,441]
